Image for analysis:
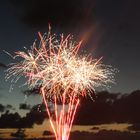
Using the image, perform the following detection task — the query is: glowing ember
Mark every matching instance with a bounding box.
[6,29,116,140]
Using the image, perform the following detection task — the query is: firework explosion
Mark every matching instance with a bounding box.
[6,30,116,140]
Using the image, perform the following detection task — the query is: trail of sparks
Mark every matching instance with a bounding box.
[6,30,116,140]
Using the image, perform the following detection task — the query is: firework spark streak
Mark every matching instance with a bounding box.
[6,30,116,140]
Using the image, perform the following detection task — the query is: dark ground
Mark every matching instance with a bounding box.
[0,130,140,140]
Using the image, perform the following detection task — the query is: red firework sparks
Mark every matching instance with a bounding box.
[6,29,116,140]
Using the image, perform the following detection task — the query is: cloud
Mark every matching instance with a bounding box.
[18,104,47,128]
[6,104,15,110]
[9,0,95,28]
[42,130,53,136]
[19,108,46,128]
[0,104,47,128]
[0,104,14,112]
[23,87,40,96]
[0,63,7,68]
[75,90,140,125]
[22,89,140,125]
[19,103,31,110]
[9,0,136,29]
[90,126,99,130]
[0,111,21,128]
[0,104,5,112]
[11,128,27,138]
[1,90,140,128]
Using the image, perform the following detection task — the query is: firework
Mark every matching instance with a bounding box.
[6,30,116,140]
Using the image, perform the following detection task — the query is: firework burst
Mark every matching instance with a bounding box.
[6,30,116,140]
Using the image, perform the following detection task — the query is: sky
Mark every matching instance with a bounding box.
[0,1,140,137]
[0,0,140,140]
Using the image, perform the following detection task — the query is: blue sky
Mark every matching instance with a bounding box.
[0,0,140,109]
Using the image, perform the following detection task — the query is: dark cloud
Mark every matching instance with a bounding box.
[23,87,40,96]
[9,0,93,28]
[1,90,140,128]
[90,126,99,130]
[19,108,46,128]
[0,104,47,128]
[31,103,46,113]
[0,63,7,68]
[11,128,27,138]
[42,130,53,136]
[19,103,31,110]
[75,90,140,125]
[22,90,140,125]
[0,104,5,112]
[9,0,139,29]
[0,104,14,112]
[6,104,15,110]
[18,104,47,128]
[0,110,21,128]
